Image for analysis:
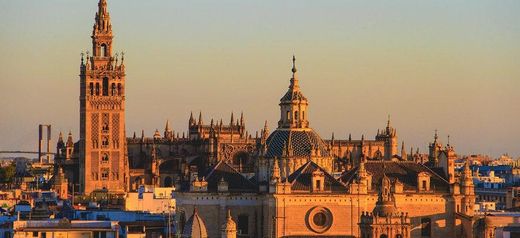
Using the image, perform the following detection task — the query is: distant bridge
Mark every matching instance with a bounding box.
[0,151,56,155]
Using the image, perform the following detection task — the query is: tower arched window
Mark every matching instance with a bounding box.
[286,111,291,121]
[117,83,122,96]
[102,77,109,96]
[100,44,107,57]
[89,82,94,96]
[294,110,299,121]
[111,83,116,96]
[95,83,100,96]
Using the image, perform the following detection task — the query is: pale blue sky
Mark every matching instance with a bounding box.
[0,0,519,158]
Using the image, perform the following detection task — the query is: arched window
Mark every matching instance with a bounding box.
[117,83,122,96]
[302,111,305,120]
[89,82,94,96]
[102,153,109,163]
[111,83,116,96]
[100,44,107,57]
[102,77,109,96]
[294,110,299,121]
[95,83,100,96]
[286,111,291,121]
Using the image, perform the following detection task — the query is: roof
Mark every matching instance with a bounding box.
[182,209,208,238]
[339,161,450,193]
[288,161,347,193]
[265,129,330,158]
[202,161,256,193]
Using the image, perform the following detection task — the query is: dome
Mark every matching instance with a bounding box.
[182,208,208,238]
[265,129,330,158]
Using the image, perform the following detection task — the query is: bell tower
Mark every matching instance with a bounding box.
[79,0,128,194]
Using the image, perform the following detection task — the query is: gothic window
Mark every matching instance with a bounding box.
[111,83,116,96]
[89,82,94,96]
[117,83,122,96]
[100,44,107,57]
[238,215,249,235]
[95,83,100,95]
[102,153,109,163]
[101,169,109,180]
[421,218,431,237]
[102,77,109,96]
[102,136,109,147]
[102,123,109,132]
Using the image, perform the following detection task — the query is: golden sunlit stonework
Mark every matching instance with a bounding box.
[52,0,477,237]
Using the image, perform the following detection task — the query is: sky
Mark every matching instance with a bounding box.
[0,0,519,158]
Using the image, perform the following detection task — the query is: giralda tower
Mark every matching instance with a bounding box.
[79,0,128,194]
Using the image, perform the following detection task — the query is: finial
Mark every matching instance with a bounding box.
[80,52,84,65]
[434,129,438,141]
[291,55,297,74]
[121,51,125,64]
[447,135,450,146]
[387,114,391,128]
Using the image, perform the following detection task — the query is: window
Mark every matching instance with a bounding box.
[101,169,109,180]
[102,153,109,163]
[294,110,299,121]
[111,83,116,96]
[32,232,38,237]
[421,218,431,237]
[102,136,109,147]
[89,82,94,96]
[302,111,305,120]
[422,180,427,190]
[117,83,122,96]
[95,83,100,95]
[102,78,109,96]
[286,111,291,121]
[41,232,46,238]
[238,215,249,235]
[100,44,107,57]
[316,180,321,190]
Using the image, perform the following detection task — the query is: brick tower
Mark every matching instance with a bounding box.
[79,0,128,194]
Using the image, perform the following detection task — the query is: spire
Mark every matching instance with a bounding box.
[198,111,203,125]
[58,132,64,144]
[165,120,171,131]
[290,55,299,90]
[240,112,244,126]
[401,141,407,161]
[230,112,234,126]
[434,129,438,143]
[189,112,194,125]
[66,131,74,147]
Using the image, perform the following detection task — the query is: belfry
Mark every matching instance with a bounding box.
[79,0,128,194]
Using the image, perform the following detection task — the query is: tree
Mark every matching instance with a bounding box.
[0,162,16,183]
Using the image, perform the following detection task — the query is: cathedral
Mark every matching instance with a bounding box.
[53,0,477,237]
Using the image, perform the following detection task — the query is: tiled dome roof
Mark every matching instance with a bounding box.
[265,129,330,158]
[182,208,208,238]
